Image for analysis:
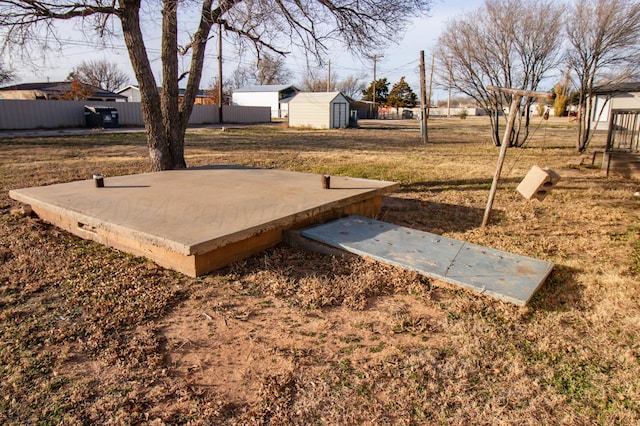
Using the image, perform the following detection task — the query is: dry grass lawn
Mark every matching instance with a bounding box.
[1,117,639,424]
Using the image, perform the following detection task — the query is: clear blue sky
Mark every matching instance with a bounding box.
[9,0,485,98]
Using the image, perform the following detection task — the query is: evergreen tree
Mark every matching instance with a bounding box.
[387,77,417,113]
[362,78,389,105]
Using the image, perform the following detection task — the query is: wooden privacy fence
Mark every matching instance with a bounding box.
[0,100,270,130]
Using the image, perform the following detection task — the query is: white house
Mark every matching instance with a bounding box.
[591,82,640,130]
[232,84,298,118]
[116,85,141,102]
[288,91,350,129]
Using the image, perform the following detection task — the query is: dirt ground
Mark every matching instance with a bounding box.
[1,117,639,424]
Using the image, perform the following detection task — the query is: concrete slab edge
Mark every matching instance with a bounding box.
[9,189,193,255]
[187,189,394,255]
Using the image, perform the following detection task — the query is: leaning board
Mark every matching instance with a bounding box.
[301,215,554,306]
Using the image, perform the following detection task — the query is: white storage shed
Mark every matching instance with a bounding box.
[288,92,350,129]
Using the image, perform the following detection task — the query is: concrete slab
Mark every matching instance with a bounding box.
[301,216,554,306]
[9,166,398,276]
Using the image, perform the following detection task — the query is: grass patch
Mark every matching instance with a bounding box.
[1,117,639,424]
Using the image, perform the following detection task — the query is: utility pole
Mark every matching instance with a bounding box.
[427,53,434,121]
[373,56,377,118]
[217,22,223,124]
[327,59,331,92]
[368,54,382,119]
[427,54,438,117]
[447,55,452,118]
[419,51,428,144]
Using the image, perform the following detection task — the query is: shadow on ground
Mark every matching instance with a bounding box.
[400,177,523,193]
[527,264,585,313]
[379,196,499,234]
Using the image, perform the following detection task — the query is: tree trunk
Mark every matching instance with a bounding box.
[579,94,594,153]
[576,72,595,153]
[120,0,212,171]
[119,0,173,171]
[490,108,501,146]
[511,99,532,148]
[512,115,521,147]
[161,0,186,169]
[522,102,531,146]
[576,89,584,152]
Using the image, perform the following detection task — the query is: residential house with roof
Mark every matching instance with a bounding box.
[232,84,299,118]
[588,82,640,179]
[0,82,127,102]
[116,85,216,104]
[591,81,640,130]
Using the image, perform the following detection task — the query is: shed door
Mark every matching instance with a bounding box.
[332,102,348,128]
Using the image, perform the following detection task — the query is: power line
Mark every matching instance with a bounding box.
[15,34,425,88]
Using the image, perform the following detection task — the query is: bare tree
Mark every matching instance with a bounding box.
[566,0,640,152]
[205,77,231,104]
[299,68,333,92]
[73,59,130,92]
[437,0,564,146]
[227,66,255,91]
[336,74,366,99]
[0,0,431,171]
[0,61,13,84]
[256,53,291,85]
[299,68,366,97]
[225,53,291,89]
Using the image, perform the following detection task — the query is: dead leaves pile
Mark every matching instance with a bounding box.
[233,247,430,310]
